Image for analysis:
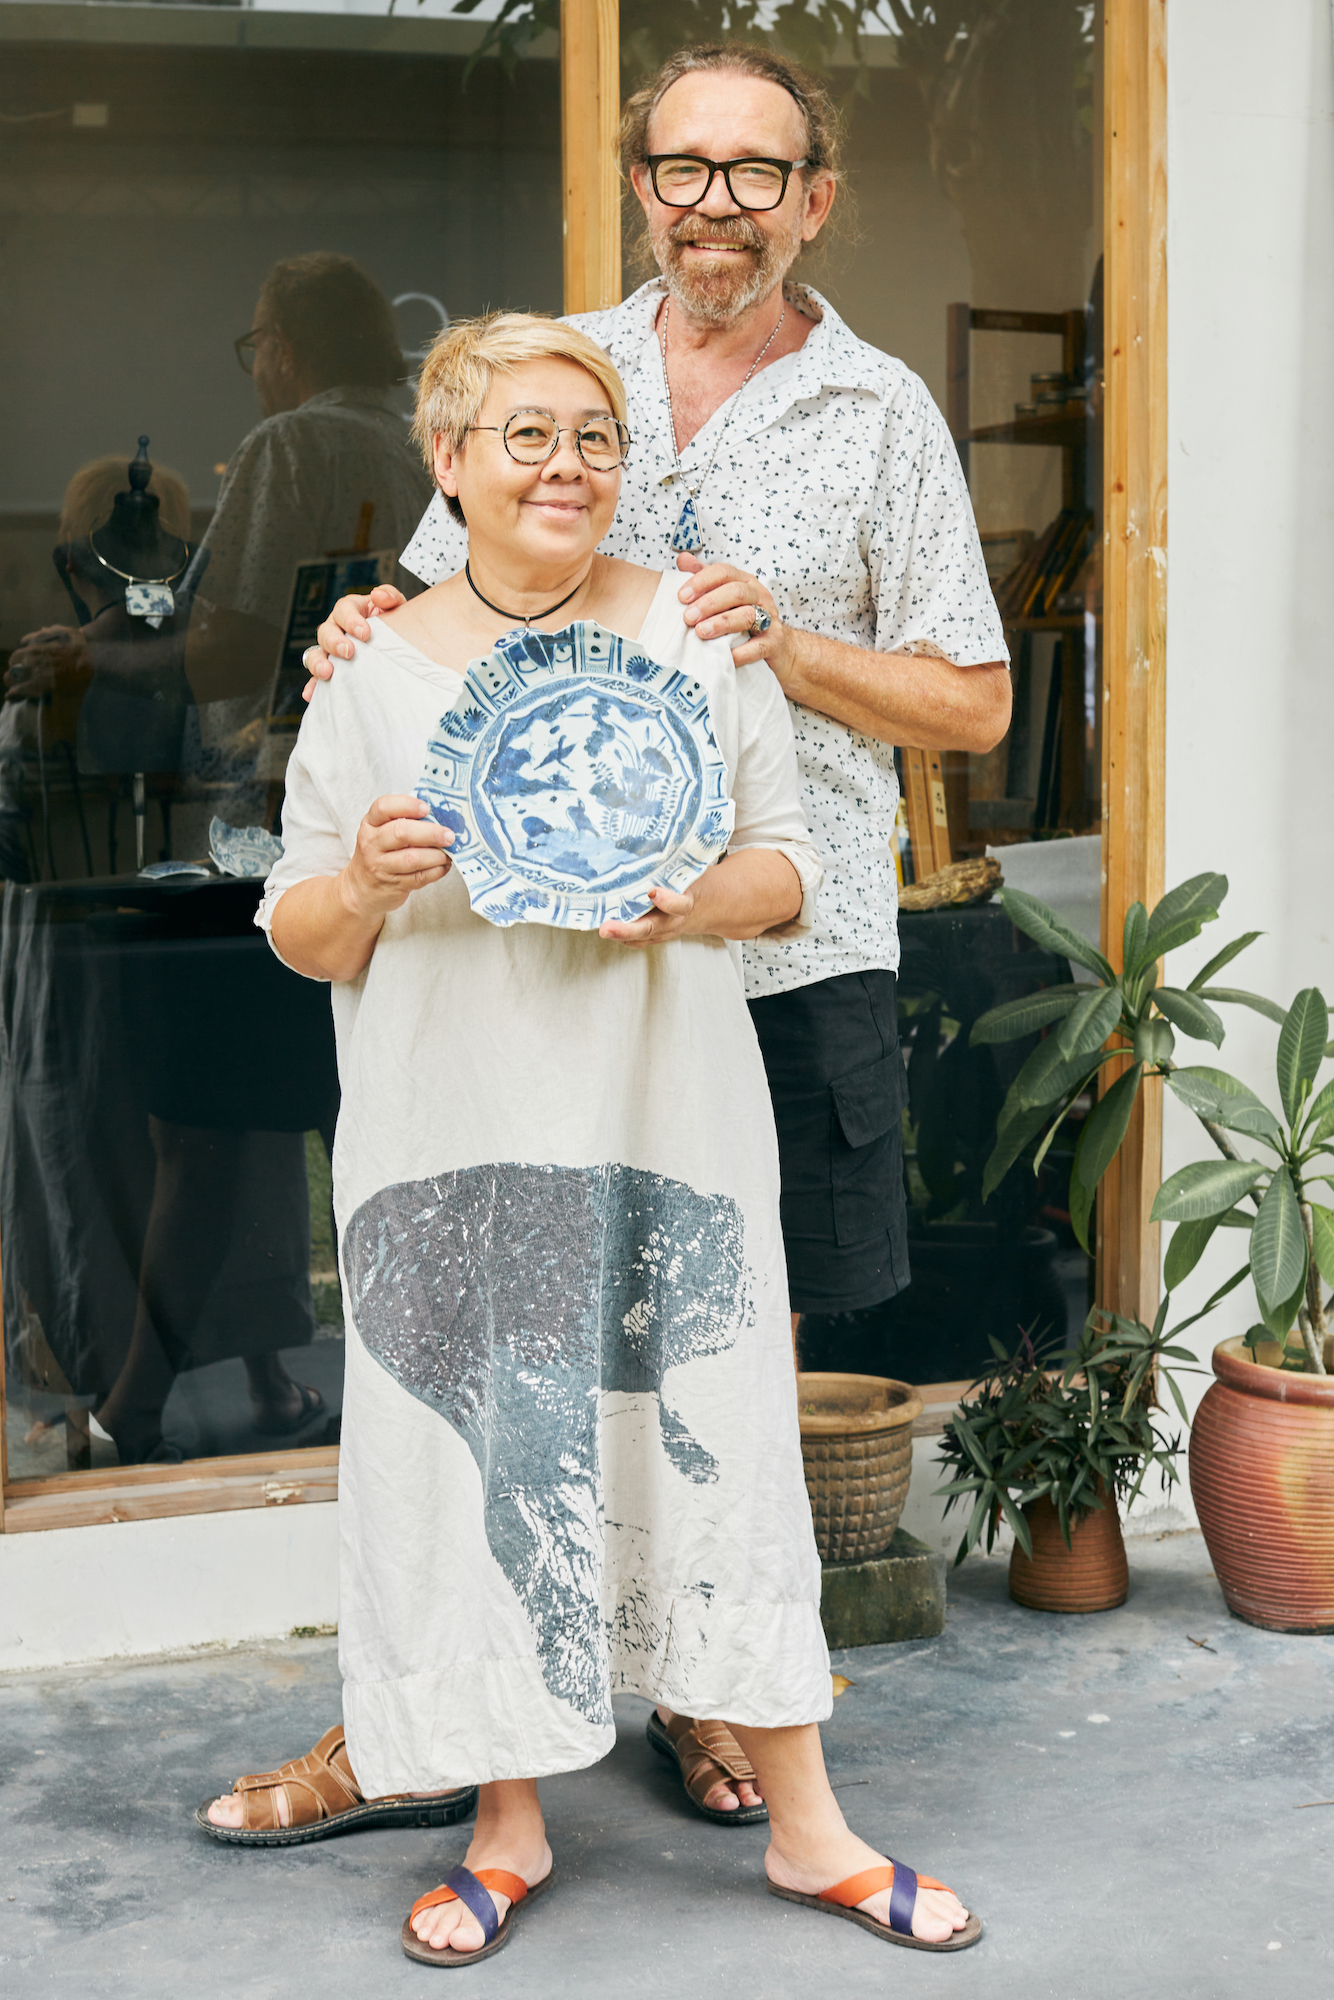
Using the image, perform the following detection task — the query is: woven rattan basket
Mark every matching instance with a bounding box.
[798,1372,923,1564]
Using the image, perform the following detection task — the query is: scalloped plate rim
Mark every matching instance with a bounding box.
[415,619,734,931]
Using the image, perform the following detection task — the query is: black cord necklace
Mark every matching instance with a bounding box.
[465,559,589,628]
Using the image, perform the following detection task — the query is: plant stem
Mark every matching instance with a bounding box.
[1298,1201,1329,1375]
[1196,1114,1265,1208]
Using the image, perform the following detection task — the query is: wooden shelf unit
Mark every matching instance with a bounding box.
[946,301,1101,839]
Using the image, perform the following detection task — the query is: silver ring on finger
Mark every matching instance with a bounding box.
[748,605,772,637]
[302,646,318,670]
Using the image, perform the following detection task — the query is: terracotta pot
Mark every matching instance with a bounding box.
[1189,1337,1334,1633]
[1008,1491,1129,1613]
[797,1372,922,1563]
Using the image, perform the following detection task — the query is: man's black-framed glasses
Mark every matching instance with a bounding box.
[468,410,633,470]
[645,154,808,212]
[234,328,263,375]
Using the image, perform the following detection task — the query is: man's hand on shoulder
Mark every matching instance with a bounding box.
[302,583,407,700]
[676,554,794,679]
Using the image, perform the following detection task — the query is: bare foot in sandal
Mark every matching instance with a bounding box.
[202,1724,472,1838]
[407,1779,552,1961]
[652,1707,766,1816]
[729,1719,979,1951]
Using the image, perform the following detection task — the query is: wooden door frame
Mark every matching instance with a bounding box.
[1,1,1166,1534]
[1097,0,1168,1326]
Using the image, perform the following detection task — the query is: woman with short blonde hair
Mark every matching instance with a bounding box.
[202,312,975,1965]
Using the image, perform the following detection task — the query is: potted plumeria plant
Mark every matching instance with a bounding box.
[969,875,1334,1630]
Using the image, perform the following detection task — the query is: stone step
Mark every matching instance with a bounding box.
[820,1527,947,1648]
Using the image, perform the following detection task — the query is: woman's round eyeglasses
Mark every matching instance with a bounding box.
[468,411,633,470]
[644,155,808,213]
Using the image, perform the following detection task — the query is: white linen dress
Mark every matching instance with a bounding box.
[258,571,833,1794]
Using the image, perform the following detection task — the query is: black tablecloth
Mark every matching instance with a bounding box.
[1,874,339,1398]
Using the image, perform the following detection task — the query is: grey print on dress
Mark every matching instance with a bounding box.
[342,1161,749,1724]
[416,619,733,932]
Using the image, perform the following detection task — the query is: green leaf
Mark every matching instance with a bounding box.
[1309,1204,1334,1291]
[1277,988,1329,1126]
[1163,1213,1222,1289]
[981,1101,1051,1201]
[1199,986,1288,1026]
[1187,930,1263,993]
[1144,873,1227,959]
[1055,984,1124,1061]
[969,986,1082,1046]
[1068,1154,1095,1253]
[1301,1077,1334,1147]
[1073,1063,1143,1197]
[1134,1016,1176,1066]
[1151,1158,1267,1223]
[1258,1271,1307,1342]
[1165,1066,1285,1145]
[1011,1032,1106,1112]
[1122,901,1150,981]
[1150,987,1225,1048]
[998,887,1115,985]
[1250,1166,1307,1317]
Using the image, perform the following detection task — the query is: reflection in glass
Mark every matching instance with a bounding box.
[0,6,560,1475]
[607,3,1101,1384]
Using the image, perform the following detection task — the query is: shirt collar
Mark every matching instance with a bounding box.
[617,276,884,405]
[618,278,884,485]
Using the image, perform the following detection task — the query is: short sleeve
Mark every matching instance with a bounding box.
[727,660,823,940]
[254,694,354,981]
[869,380,1010,669]
[400,490,468,587]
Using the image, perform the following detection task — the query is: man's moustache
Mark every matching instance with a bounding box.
[667,222,764,252]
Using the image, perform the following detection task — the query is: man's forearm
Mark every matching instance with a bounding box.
[776,629,1011,754]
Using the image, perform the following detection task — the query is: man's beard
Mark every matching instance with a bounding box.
[648,211,804,327]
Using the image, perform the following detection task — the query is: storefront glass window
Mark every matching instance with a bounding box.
[616,3,1103,1388]
[0,0,559,1477]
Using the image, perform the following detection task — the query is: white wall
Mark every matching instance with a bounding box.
[1155,0,1334,1504]
[908,0,1334,1555]
[0,1501,339,1673]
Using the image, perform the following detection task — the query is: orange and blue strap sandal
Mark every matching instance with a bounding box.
[400,1863,556,1967]
[768,1859,983,1951]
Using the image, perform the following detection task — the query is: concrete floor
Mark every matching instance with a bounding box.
[1,1531,1330,1999]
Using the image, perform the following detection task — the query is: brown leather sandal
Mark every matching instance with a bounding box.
[645,1711,768,1825]
[195,1724,477,1846]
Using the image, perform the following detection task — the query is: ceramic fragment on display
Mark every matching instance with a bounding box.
[125,581,175,629]
[416,618,734,931]
[138,859,213,881]
[209,816,283,879]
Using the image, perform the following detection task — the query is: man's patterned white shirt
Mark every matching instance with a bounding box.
[402,280,1007,999]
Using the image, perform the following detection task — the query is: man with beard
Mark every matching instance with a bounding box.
[216,42,1008,1845]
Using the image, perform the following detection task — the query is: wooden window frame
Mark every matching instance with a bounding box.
[0,0,1165,1535]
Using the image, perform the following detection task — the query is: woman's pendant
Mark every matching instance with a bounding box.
[670,493,704,555]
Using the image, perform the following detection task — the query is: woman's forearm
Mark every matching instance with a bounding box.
[270,871,385,982]
[684,848,802,941]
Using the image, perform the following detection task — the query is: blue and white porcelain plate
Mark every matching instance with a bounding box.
[416,620,734,930]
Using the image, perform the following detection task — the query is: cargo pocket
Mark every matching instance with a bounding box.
[829,1052,904,1248]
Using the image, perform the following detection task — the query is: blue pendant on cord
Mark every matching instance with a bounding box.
[670,493,704,555]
